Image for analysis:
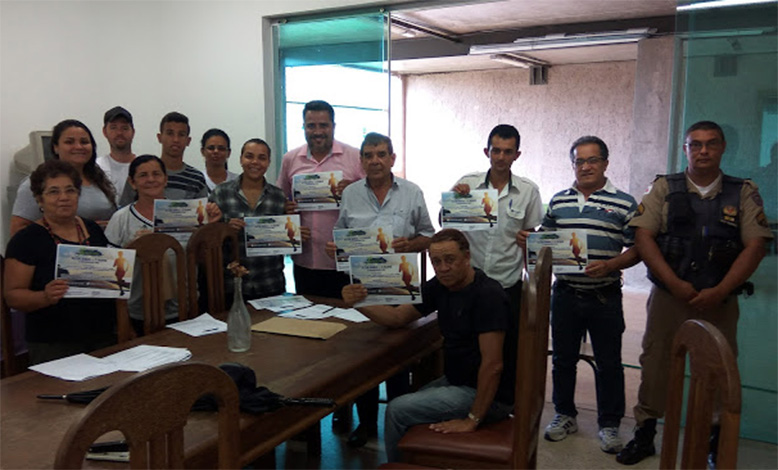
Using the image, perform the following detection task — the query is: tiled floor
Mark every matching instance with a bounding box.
[272,288,778,469]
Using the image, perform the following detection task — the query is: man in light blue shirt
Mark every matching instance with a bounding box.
[327,132,434,448]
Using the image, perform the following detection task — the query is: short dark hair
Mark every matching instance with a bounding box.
[200,128,231,149]
[569,135,609,161]
[360,132,393,156]
[487,124,521,150]
[159,111,190,135]
[303,100,335,123]
[430,228,470,253]
[685,120,726,143]
[129,155,167,180]
[240,138,271,158]
[30,159,82,198]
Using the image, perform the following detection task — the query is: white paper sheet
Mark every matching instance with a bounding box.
[166,313,227,337]
[29,353,120,381]
[328,307,370,323]
[278,304,335,320]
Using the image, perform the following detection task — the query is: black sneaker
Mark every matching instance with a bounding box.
[616,420,657,465]
[347,424,378,448]
[708,424,720,470]
[616,437,656,465]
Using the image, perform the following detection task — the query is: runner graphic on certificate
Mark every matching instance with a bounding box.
[333,226,395,272]
[55,244,136,298]
[153,198,208,245]
[292,171,343,210]
[526,229,588,273]
[349,253,422,306]
[441,189,499,231]
[244,214,302,256]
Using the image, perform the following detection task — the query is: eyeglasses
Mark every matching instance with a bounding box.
[572,156,606,167]
[43,187,79,198]
[205,145,229,152]
[685,140,723,152]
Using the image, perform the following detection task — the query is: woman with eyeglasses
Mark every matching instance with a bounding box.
[10,119,117,237]
[4,160,116,365]
[200,128,238,191]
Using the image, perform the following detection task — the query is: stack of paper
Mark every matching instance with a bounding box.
[248,294,312,313]
[102,345,192,372]
[29,345,193,381]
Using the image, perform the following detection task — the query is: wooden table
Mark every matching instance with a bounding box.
[0,304,442,468]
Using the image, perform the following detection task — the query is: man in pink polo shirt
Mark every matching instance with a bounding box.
[277,100,365,298]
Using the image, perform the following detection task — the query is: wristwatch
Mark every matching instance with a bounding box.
[467,412,482,424]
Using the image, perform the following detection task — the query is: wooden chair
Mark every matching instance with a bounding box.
[186,222,239,317]
[116,233,189,342]
[397,246,553,469]
[54,362,241,469]
[1,255,17,377]
[660,319,741,470]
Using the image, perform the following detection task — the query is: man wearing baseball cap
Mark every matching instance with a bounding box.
[97,106,136,201]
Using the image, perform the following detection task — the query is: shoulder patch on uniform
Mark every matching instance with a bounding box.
[636,203,645,215]
[751,191,764,207]
[756,210,768,227]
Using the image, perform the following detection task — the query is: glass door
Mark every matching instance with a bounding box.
[672,0,777,443]
[271,11,390,161]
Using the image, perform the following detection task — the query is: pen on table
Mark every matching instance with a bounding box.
[201,327,220,333]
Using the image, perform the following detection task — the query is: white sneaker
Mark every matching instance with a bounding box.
[598,426,624,454]
[544,414,578,442]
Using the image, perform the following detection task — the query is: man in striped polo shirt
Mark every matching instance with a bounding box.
[118,111,209,206]
[521,135,640,454]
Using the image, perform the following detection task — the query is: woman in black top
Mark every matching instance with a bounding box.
[4,160,116,365]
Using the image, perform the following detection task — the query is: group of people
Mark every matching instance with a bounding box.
[2,98,772,466]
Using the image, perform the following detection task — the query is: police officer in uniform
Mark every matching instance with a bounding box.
[617,120,773,465]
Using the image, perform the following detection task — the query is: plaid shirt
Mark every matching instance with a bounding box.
[210,176,287,300]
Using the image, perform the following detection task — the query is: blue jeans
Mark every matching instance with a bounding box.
[550,281,625,428]
[384,376,513,462]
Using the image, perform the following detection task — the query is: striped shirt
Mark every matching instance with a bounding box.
[209,176,287,300]
[541,179,637,289]
[117,163,209,207]
[165,163,209,200]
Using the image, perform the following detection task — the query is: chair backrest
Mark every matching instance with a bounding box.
[660,319,741,470]
[54,362,241,469]
[511,246,552,469]
[116,233,189,342]
[1,254,18,377]
[186,223,239,317]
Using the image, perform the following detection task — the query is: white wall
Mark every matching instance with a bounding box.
[0,0,400,249]
[404,62,637,213]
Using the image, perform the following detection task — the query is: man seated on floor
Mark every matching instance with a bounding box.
[341,228,517,462]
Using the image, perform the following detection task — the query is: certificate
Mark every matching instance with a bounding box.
[153,198,208,245]
[333,226,394,272]
[349,253,422,306]
[292,171,343,210]
[55,244,136,298]
[440,189,499,231]
[526,229,588,273]
[244,214,302,256]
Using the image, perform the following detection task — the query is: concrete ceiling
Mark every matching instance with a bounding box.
[389,0,678,74]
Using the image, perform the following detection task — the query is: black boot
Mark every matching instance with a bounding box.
[616,419,657,465]
[708,424,720,470]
